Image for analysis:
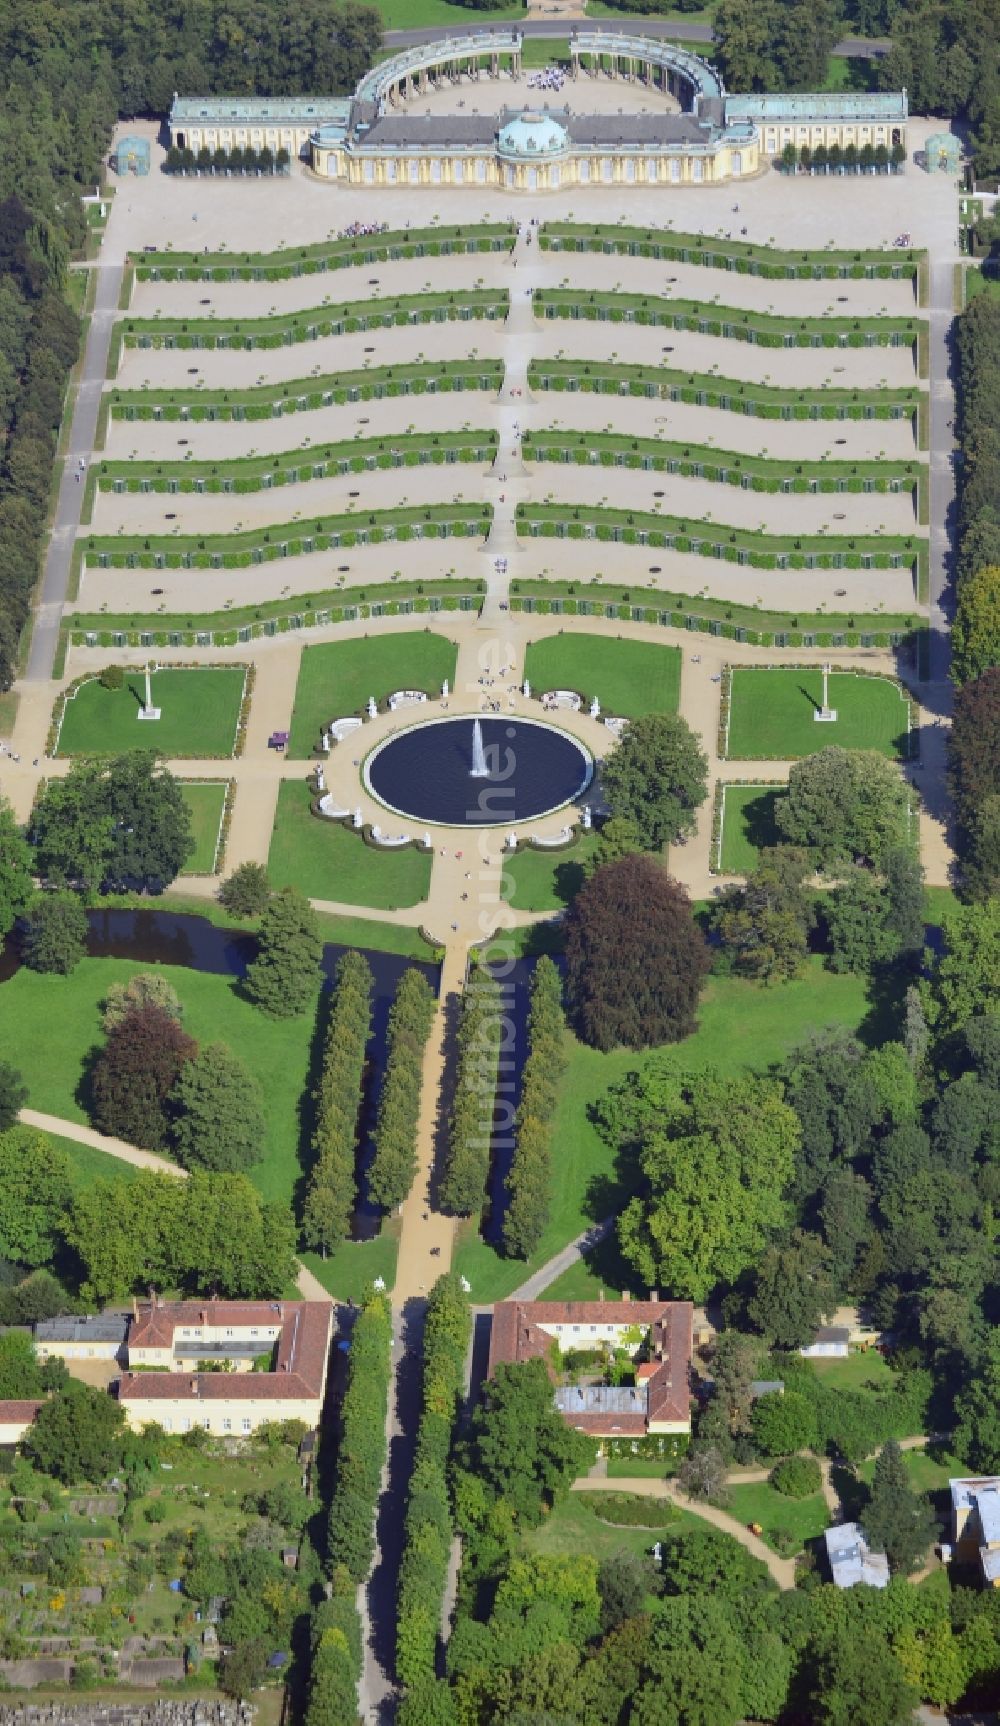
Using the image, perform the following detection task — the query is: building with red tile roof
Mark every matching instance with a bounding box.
[0,1401,44,1445]
[117,1298,334,1437]
[487,1297,693,1440]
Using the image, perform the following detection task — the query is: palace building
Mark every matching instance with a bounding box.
[168,29,908,193]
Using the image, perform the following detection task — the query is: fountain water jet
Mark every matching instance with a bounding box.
[469,717,489,778]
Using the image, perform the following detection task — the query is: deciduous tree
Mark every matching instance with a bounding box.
[20,891,88,973]
[25,1383,126,1484]
[244,887,323,1018]
[171,1043,266,1173]
[0,796,32,939]
[0,1126,71,1267]
[219,862,272,919]
[601,712,708,851]
[564,857,710,1051]
[617,1069,799,1300]
[777,747,911,869]
[91,1002,197,1149]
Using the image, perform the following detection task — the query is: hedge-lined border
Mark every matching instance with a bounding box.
[80,504,493,574]
[86,430,497,520]
[526,359,927,449]
[710,778,786,876]
[179,775,236,877]
[301,950,374,1255]
[134,221,516,281]
[515,502,926,591]
[533,289,927,374]
[501,956,565,1261]
[717,662,919,762]
[522,429,924,516]
[539,222,923,287]
[99,361,505,444]
[109,289,509,372]
[327,1286,393,1584]
[48,661,251,760]
[396,1273,470,1694]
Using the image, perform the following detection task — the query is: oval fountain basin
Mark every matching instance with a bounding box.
[363,715,593,827]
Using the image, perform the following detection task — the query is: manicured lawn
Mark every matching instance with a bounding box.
[856,1448,966,1493]
[809,1350,894,1391]
[966,269,1000,302]
[287,632,457,758]
[607,1456,681,1480]
[727,1482,830,1553]
[374,0,521,26]
[299,1228,399,1305]
[726,667,912,760]
[38,1131,143,1189]
[502,834,599,911]
[152,889,439,960]
[57,669,245,758]
[453,959,888,1304]
[523,634,680,717]
[179,781,227,874]
[719,784,784,874]
[526,1492,697,1564]
[0,959,319,1206]
[268,781,431,909]
[924,885,961,928]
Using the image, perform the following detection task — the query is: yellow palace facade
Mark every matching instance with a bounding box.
[170,28,908,194]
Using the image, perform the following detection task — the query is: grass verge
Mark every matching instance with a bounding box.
[268,781,431,909]
[288,631,457,756]
[522,633,680,715]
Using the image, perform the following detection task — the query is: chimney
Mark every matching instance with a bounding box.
[191,1379,197,1393]
[622,1291,631,1304]
[650,1291,658,1303]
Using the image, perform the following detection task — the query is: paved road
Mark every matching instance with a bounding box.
[359,1298,426,1725]
[384,20,891,56]
[507,1216,614,1301]
[28,257,124,683]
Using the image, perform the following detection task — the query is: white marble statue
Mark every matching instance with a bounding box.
[590,696,601,719]
[367,696,377,718]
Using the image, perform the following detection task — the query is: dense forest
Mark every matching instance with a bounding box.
[0,0,381,692]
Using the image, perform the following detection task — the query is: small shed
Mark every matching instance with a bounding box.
[800,1326,850,1359]
[924,132,961,174]
[114,137,151,177]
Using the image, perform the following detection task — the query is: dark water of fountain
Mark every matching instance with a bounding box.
[365,715,593,826]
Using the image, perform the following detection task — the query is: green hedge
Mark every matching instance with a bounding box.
[502,957,566,1260]
[368,968,437,1211]
[106,360,505,427]
[116,289,509,357]
[136,221,516,280]
[439,969,502,1217]
[83,504,492,570]
[304,1577,363,1726]
[521,430,920,500]
[514,503,922,581]
[539,222,921,282]
[533,289,923,352]
[397,1274,471,1692]
[327,1287,393,1583]
[301,952,373,1253]
[95,431,497,496]
[526,358,921,432]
